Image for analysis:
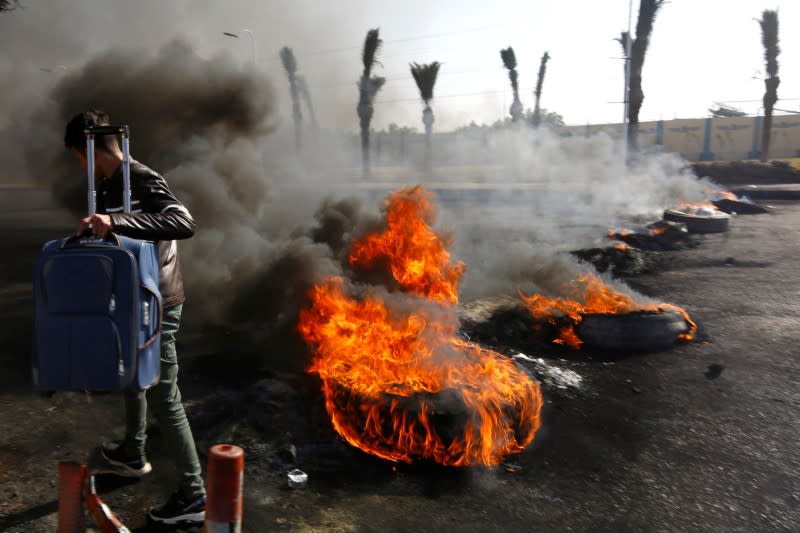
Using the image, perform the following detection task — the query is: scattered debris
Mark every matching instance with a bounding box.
[277,444,297,465]
[512,353,583,390]
[571,245,650,276]
[704,364,724,380]
[287,469,308,489]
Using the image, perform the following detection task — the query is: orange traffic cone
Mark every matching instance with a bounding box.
[57,461,86,533]
[205,444,244,533]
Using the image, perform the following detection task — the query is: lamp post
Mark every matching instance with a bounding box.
[621,0,633,163]
[223,29,257,67]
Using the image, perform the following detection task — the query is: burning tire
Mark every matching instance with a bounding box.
[576,310,691,351]
[663,208,730,234]
[328,379,541,466]
[711,199,768,215]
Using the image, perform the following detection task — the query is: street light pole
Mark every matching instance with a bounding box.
[223,29,257,67]
[622,0,633,164]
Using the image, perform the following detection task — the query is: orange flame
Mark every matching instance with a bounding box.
[349,186,465,305]
[649,225,667,237]
[678,201,720,212]
[300,186,543,466]
[608,228,632,238]
[299,279,542,466]
[705,186,737,201]
[520,274,696,349]
[613,242,630,252]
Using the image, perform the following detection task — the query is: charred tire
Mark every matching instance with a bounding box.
[330,378,539,465]
[576,310,689,352]
[663,209,730,234]
[711,199,768,215]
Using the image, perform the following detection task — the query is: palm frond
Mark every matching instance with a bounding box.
[358,76,386,103]
[500,47,517,71]
[0,0,18,12]
[410,61,441,104]
[633,0,665,57]
[362,28,383,75]
[759,10,780,78]
[279,47,297,76]
[367,76,385,98]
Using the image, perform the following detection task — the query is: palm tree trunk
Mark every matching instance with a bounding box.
[298,77,318,130]
[280,47,304,153]
[359,118,370,177]
[761,77,779,162]
[357,29,384,178]
[626,0,664,153]
[423,105,434,167]
[627,70,644,152]
[758,10,780,163]
[509,72,522,122]
[533,52,549,127]
[289,77,303,152]
[358,94,372,177]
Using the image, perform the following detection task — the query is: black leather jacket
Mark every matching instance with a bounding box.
[97,159,194,308]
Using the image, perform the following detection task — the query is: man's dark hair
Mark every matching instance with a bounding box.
[64,109,119,152]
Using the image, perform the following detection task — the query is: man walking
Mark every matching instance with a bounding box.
[64,109,206,526]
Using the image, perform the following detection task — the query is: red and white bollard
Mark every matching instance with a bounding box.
[57,461,86,533]
[205,444,244,533]
[84,474,130,533]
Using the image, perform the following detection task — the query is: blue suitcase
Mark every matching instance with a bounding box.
[32,125,162,391]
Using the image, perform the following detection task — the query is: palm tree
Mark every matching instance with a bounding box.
[357,28,386,177]
[296,75,318,131]
[410,61,441,167]
[617,0,665,152]
[758,10,780,162]
[500,47,523,123]
[532,51,550,127]
[279,47,303,151]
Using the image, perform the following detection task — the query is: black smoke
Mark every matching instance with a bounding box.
[16,39,376,372]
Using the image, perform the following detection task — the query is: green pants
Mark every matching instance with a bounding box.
[122,304,205,499]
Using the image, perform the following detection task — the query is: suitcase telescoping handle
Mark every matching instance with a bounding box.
[84,125,131,216]
[59,232,121,249]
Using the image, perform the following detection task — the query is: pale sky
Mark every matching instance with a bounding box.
[215,0,800,129]
[3,1,798,131]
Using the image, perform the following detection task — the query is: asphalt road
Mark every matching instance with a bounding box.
[0,187,798,532]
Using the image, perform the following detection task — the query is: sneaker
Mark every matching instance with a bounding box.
[148,492,206,526]
[95,442,153,477]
